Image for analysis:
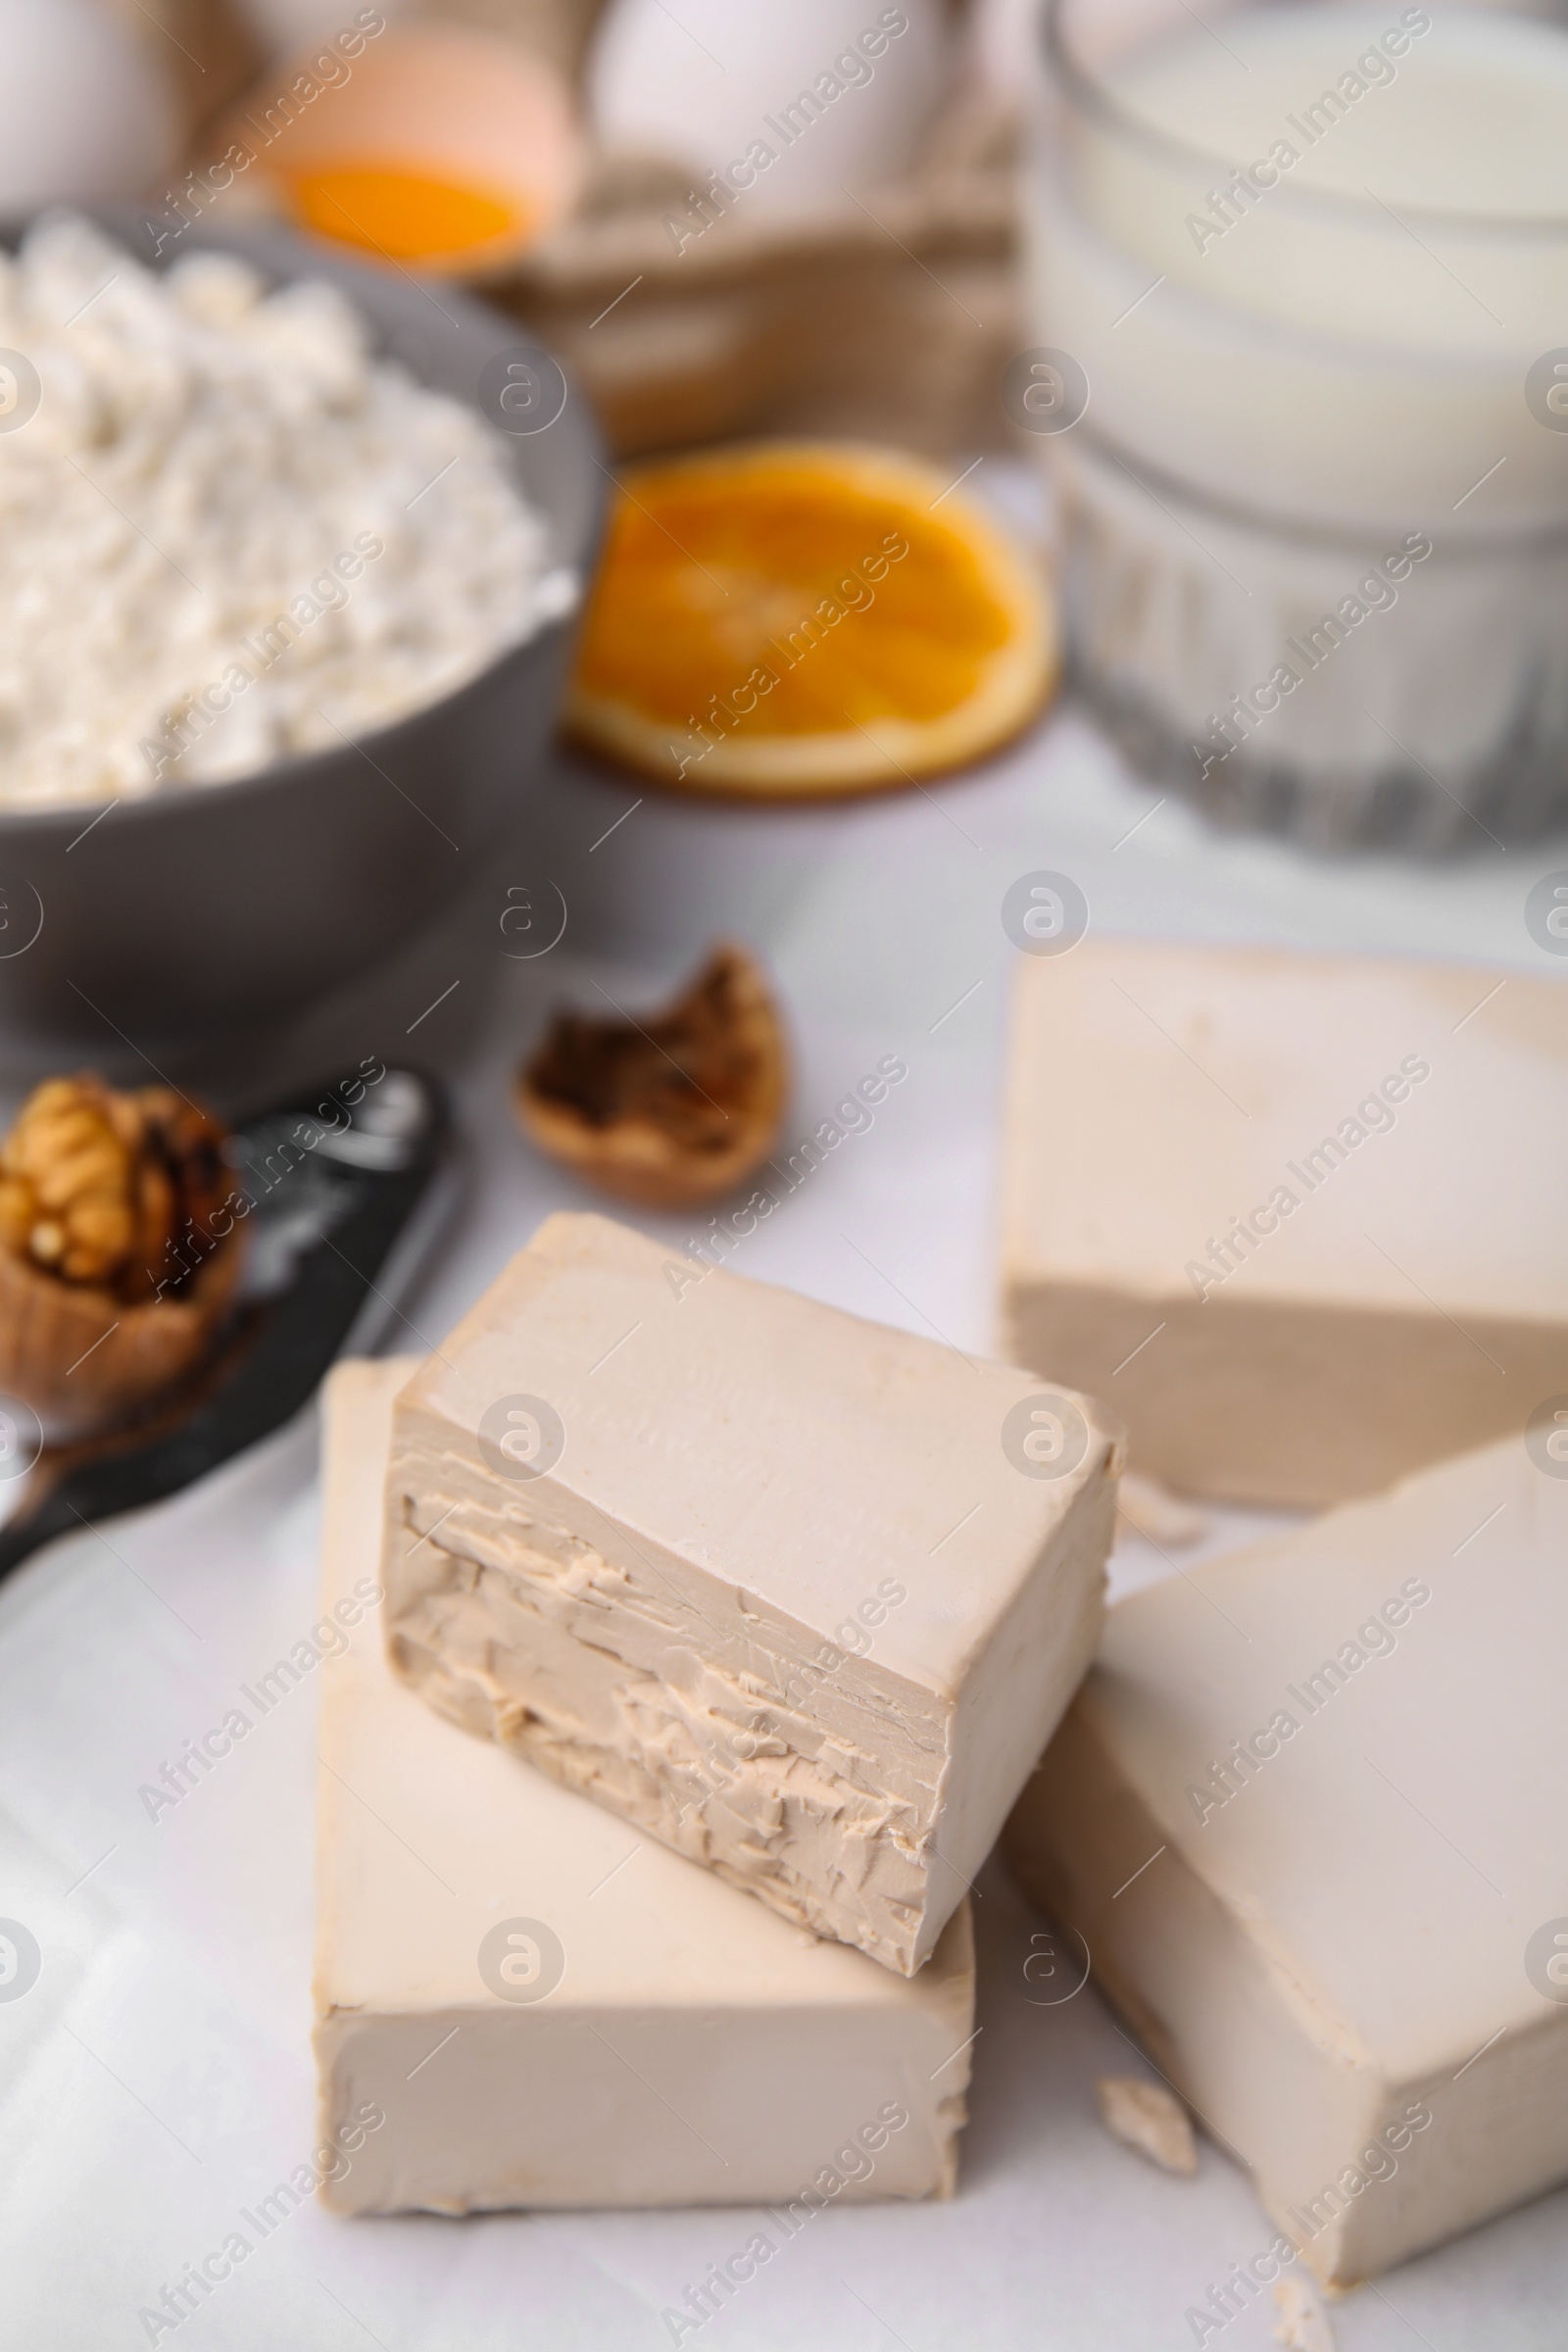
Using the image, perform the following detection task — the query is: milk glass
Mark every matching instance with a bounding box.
[1028,0,1568,848]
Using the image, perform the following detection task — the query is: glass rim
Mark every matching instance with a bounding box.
[1041,0,1568,237]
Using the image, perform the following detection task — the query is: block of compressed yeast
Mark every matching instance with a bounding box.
[316,1359,976,2216]
[1002,935,1568,1507]
[1004,1436,1568,2288]
[382,1210,1119,1977]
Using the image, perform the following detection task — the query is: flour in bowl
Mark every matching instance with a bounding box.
[0,216,572,807]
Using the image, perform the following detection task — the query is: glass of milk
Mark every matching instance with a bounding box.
[1027,0,1568,849]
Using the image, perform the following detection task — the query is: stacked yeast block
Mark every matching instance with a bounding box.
[1004,1437,1568,2286]
[1002,937,1568,1506]
[316,1360,977,2214]
[382,1211,1121,1976]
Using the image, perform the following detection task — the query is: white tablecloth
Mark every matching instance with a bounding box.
[2,465,1564,2349]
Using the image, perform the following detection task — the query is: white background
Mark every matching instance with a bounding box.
[0,462,1563,2350]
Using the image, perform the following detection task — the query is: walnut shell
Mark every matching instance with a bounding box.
[0,1073,241,1438]
[0,1228,243,1440]
[515,942,788,1210]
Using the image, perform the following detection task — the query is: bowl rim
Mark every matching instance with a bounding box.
[0,203,603,835]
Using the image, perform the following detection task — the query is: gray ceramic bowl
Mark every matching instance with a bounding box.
[0,207,603,1052]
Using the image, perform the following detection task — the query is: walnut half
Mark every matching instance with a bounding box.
[0,1074,240,1438]
[515,943,789,1210]
[0,1076,229,1301]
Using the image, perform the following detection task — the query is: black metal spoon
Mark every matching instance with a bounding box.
[0,1064,459,1585]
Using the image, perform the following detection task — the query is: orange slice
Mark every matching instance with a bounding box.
[565,442,1056,797]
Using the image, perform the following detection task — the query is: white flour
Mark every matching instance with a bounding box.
[0,216,570,806]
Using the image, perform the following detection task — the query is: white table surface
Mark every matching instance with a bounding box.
[1,462,1564,2351]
